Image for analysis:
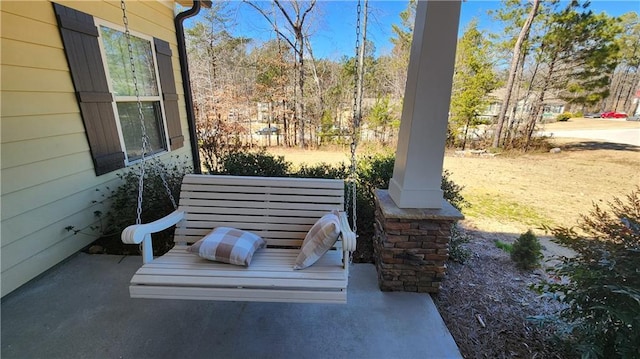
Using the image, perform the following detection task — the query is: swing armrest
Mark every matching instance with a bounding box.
[338,211,357,253]
[121,210,185,245]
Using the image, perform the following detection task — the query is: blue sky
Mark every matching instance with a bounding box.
[190,1,639,60]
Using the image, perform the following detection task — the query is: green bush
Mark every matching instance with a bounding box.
[348,153,396,261]
[510,230,542,270]
[73,157,192,255]
[441,170,470,263]
[573,111,584,118]
[449,223,471,263]
[537,188,640,358]
[442,169,467,212]
[556,112,572,122]
[294,162,349,179]
[220,150,290,177]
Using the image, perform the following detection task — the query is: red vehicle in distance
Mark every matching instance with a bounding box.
[601,111,628,118]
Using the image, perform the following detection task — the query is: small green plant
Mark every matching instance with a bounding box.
[449,223,471,263]
[556,112,572,122]
[495,240,513,253]
[510,230,542,270]
[442,171,471,263]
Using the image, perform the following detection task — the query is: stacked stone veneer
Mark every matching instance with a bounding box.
[373,190,464,293]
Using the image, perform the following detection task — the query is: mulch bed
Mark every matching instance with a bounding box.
[432,227,568,358]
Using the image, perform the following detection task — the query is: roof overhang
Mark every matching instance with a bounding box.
[176,0,212,8]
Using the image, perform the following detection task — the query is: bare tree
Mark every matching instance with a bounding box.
[492,0,540,148]
[243,0,317,147]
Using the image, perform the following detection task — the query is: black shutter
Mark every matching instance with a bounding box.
[53,3,125,176]
[154,38,184,150]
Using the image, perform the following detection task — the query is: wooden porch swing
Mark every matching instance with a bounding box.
[120,0,367,304]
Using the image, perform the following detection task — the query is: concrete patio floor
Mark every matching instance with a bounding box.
[1,253,461,359]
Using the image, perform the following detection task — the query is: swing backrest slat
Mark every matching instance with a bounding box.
[173,174,345,248]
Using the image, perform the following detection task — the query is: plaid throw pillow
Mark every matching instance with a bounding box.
[187,227,266,266]
[293,211,341,270]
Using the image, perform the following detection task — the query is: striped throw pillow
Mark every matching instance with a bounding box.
[188,227,266,266]
[294,211,341,270]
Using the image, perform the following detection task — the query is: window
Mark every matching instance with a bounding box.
[53,3,184,176]
[98,24,168,163]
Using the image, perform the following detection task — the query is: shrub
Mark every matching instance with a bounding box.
[197,114,247,173]
[293,162,349,179]
[510,230,542,270]
[441,170,471,263]
[74,157,192,255]
[573,111,584,118]
[220,149,290,177]
[449,223,471,263]
[349,153,396,261]
[442,169,467,212]
[537,188,640,358]
[556,112,572,122]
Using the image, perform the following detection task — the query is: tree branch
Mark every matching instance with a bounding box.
[301,0,317,26]
[242,0,299,55]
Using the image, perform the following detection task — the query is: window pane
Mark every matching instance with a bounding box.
[117,102,166,161]
[100,26,159,96]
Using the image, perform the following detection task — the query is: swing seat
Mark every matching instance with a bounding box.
[121,174,356,304]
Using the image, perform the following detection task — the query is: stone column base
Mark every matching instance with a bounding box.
[374,189,464,293]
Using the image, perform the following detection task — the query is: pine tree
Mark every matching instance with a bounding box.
[449,21,499,150]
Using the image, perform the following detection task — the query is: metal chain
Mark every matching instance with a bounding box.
[121,0,176,226]
[347,0,362,242]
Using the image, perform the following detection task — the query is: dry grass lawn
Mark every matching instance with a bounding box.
[267,137,639,235]
[444,140,639,234]
[267,146,350,167]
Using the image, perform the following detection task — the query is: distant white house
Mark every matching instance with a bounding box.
[481,88,567,123]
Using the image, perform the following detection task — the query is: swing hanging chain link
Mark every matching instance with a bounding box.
[121,0,177,227]
[347,0,362,249]
[343,0,363,265]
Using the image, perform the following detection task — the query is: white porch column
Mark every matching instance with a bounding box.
[389,0,462,209]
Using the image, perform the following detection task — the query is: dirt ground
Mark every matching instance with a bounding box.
[433,227,567,358]
[266,128,639,357]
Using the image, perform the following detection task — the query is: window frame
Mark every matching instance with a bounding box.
[95,19,171,166]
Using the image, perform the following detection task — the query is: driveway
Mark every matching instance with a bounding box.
[542,118,640,147]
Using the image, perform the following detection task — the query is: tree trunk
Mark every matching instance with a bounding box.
[525,59,555,151]
[298,34,306,148]
[492,0,540,148]
[503,53,526,146]
[461,117,471,150]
